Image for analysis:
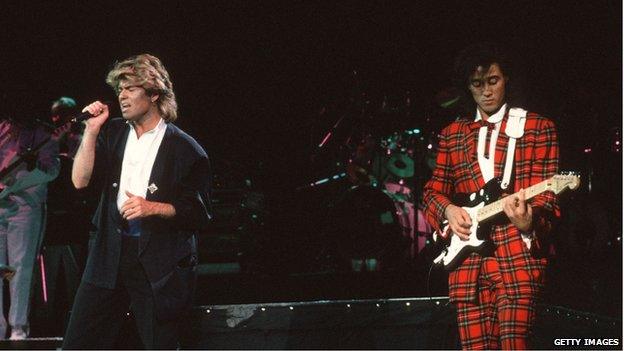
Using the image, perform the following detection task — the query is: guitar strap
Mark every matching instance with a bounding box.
[501,107,527,189]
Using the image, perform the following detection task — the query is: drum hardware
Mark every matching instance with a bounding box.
[380,128,422,153]
[296,172,347,191]
[434,86,462,110]
[303,88,448,269]
[317,115,348,149]
[346,162,378,186]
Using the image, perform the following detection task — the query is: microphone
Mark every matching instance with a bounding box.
[70,101,113,123]
[70,111,97,123]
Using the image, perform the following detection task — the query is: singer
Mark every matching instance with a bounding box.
[62,54,211,349]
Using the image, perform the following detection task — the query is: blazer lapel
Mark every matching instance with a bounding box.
[140,123,174,256]
[109,125,130,226]
[145,123,174,202]
[494,118,509,178]
[464,121,481,162]
[463,121,484,188]
[112,124,130,180]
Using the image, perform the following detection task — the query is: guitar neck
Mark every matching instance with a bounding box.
[476,179,550,222]
[0,122,68,182]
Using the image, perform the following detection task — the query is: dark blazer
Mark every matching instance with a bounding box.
[82,118,210,320]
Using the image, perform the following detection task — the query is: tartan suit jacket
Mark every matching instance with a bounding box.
[423,110,560,303]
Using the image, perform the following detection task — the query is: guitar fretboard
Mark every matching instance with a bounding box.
[476,179,550,222]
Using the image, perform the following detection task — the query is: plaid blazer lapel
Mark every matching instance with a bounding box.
[463,121,485,189]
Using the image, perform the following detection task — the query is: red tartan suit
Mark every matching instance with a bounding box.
[423,110,560,302]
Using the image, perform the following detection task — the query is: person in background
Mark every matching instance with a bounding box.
[50,96,83,159]
[0,114,60,340]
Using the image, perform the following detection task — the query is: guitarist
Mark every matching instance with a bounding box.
[423,43,560,349]
[0,116,60,339]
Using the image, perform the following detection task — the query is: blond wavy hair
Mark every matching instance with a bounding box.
[106,54,178,122]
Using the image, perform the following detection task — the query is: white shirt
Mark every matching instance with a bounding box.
[476,104,534,248]
[116,118,167,212]
[475,103,507,183]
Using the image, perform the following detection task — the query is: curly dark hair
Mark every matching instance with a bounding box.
[453,42,520,114]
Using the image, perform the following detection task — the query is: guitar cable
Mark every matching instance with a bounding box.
[426,261,450,309]
[426,262,436,307]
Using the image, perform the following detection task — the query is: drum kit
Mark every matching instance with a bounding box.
[341,125,434,266]
[301,89,458,270]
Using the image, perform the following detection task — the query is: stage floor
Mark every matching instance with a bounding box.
[5,297,622,350]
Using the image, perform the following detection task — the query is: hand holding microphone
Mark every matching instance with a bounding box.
[76,101,110,133]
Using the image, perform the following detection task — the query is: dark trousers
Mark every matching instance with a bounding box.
[62,237,180,349]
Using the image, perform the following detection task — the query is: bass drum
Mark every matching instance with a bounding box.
[329,186,409,266]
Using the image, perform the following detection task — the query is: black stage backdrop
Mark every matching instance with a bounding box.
[2,2,621,187]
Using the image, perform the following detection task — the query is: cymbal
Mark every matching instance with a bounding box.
[386,153,414,178]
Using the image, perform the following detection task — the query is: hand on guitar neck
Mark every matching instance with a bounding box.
[501,189,533,233]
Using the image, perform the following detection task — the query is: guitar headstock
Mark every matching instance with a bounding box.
[547,172,581,194]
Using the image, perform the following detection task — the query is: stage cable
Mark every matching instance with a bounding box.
[426,262,450,309]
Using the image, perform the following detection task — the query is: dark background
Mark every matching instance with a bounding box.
[2,0,622,321]
[2,1,621,181]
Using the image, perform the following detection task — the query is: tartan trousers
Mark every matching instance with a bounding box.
[455,258,537,350]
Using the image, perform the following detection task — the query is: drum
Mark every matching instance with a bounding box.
[384,182,432,259]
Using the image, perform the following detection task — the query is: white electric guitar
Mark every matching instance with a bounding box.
[432,173,580,271]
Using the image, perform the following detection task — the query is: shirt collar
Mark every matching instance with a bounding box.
[475,103,507,124]
[127,117,166,135]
